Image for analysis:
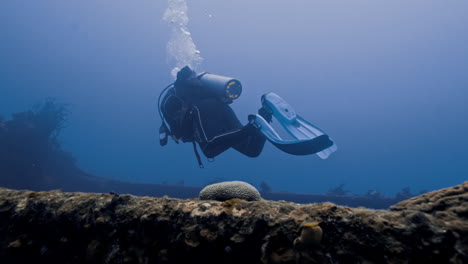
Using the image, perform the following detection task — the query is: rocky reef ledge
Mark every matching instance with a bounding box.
[0,182,467,264]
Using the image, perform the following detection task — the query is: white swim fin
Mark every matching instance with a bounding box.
[252,93,337,159]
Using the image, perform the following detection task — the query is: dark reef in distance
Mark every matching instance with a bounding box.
[0,182,467,264]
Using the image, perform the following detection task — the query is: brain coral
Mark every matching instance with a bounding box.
[199,181,262,201]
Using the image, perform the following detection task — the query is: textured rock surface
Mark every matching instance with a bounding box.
[199,181,262,201]
[0,182,466,264]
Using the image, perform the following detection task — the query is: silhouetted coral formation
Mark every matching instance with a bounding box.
[0,99,79,191]
[326,184,349,196]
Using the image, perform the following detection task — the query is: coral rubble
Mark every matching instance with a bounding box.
[0,182,466,264]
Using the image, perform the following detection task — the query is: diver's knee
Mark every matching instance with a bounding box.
[201,148,216,159]
[201,145,224,159]
[245,151,262,158]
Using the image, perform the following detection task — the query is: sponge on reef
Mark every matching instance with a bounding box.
[199,181,262,201]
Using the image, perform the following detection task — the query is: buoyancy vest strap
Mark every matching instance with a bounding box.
[192,142,204,168]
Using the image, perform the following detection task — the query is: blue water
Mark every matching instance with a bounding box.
[1,0,467,197]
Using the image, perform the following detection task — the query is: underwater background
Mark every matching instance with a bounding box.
[1,0,467,197]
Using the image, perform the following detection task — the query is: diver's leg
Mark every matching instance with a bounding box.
[199,130,246,158]
[231,124,266,157]
[198,125,266,158]
[192,97,266,158]
[198,128,266,158]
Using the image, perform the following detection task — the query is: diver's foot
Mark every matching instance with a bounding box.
[258,107,273,123]
[247,115,262,130]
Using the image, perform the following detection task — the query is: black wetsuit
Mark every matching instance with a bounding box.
[191,96,266,158]
[161,86,266,159]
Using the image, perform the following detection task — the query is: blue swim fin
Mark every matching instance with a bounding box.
[252,93,337,159]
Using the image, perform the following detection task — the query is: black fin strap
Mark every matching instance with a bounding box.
[192,142,204,168]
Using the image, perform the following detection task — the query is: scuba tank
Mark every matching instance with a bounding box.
[158,67,243,144]
[197,72,242,104]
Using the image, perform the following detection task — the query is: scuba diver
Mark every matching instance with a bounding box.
[158,66,337,168]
